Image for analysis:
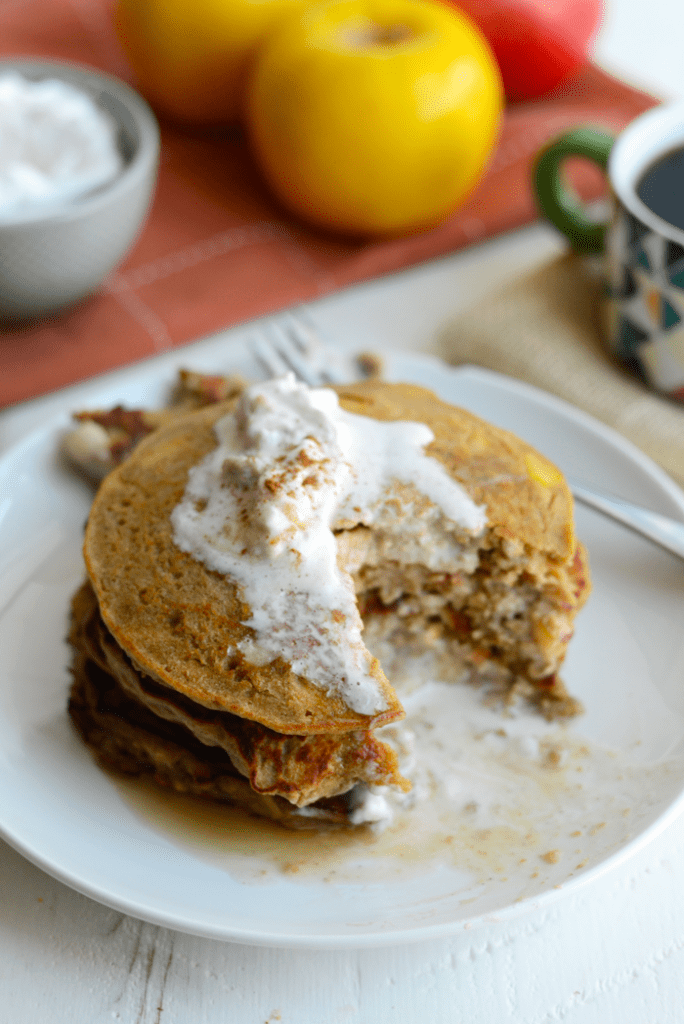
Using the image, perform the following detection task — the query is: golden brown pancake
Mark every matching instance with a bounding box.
[83,382,588,734]
[71,379,591,825]
[69,580,408,807]
[336,382,575,559]
[68,653,358,828]
[83,395,403,736]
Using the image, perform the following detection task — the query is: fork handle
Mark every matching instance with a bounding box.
[569,480,684,561]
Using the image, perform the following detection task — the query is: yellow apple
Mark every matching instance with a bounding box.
[115,0,308,124]
[245,0,503,234]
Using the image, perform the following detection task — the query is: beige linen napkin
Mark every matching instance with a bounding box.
[440,253,684,489]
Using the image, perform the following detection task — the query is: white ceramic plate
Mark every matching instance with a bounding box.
[2,338,684,949]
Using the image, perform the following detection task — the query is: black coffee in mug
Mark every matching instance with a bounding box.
[637,146,684,231]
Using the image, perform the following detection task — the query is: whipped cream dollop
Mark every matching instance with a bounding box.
[171,376,486,714]
[0,73,123,217]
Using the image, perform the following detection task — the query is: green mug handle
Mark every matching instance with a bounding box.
[533,127,616,256]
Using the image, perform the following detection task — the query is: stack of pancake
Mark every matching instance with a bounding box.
[68,380,590,828]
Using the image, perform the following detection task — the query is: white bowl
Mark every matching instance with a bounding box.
[0,58,160,320]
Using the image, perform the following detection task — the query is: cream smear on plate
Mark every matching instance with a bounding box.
[171,375,486,714]
[0,73,123,217]
[117,654,681,889]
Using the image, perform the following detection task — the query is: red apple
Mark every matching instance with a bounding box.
[447,0,603,100]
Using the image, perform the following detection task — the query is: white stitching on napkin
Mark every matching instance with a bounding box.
[119,222,324,292]
[106,273,172,352]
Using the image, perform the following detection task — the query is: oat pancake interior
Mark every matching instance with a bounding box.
[70,379,590,827]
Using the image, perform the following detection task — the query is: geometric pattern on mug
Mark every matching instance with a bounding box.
[605,203,684,396]
[640,326,684,391]
[665,240,684,287]
[645,284,661,325]
[662,296,681,328]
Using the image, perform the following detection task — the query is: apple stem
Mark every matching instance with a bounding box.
[345,22,415,48]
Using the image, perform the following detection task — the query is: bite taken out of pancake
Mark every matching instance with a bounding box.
[69,377,590,827]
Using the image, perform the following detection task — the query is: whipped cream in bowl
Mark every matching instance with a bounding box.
[0,72,123,220]
[0,58,159,318]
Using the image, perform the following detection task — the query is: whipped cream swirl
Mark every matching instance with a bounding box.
[171,375,485,714]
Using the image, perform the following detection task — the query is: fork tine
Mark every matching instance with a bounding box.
[250,322,324,386]
[249,311,353,387]
[270,320,329,386]
[250,331,292,380]
[282,311,319,355]
[286,312,350,384]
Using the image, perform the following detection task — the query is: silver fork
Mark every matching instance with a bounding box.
[251,310,351,386]
[251,313,684,562]
[566,479,684,560]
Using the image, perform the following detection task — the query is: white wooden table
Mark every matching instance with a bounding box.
[3,2,684,1020]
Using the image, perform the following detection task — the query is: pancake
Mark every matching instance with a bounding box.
[69,377,591,826]
[68,653,357,828]
[69,579,407,808]
[83,392,404,736]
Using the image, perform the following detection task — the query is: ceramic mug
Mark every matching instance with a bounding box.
[534,103,684,400]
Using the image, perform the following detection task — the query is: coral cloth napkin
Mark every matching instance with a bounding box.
[441,253,684,489]
[0,0,657,408]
